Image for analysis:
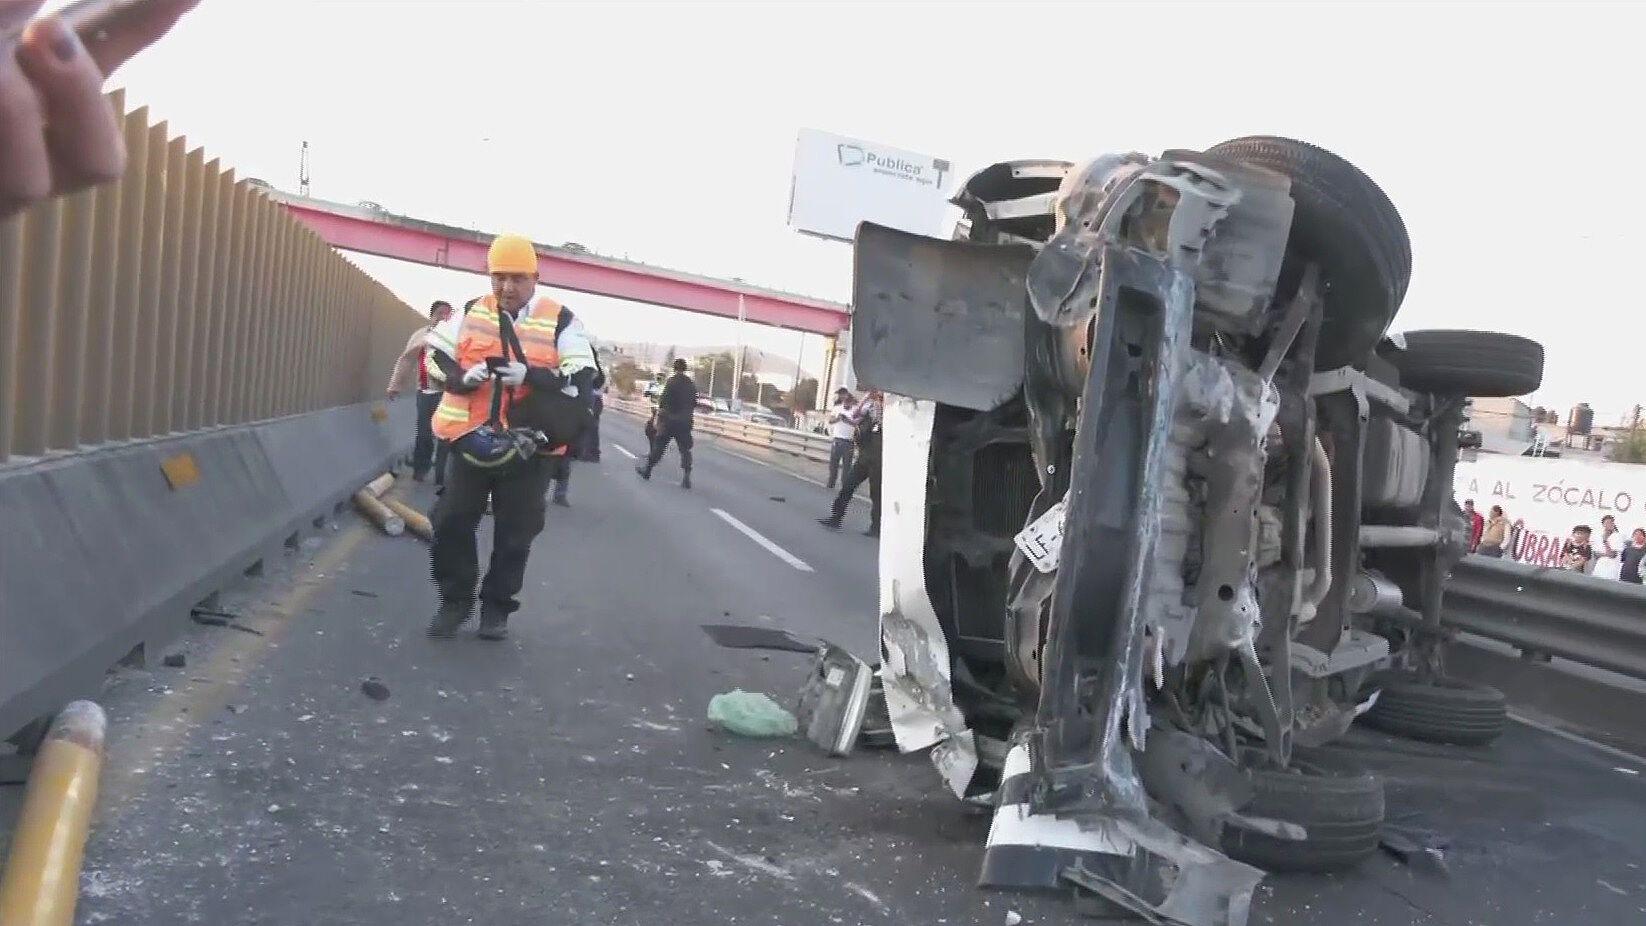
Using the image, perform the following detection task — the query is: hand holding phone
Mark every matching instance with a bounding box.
[1,0,202,219]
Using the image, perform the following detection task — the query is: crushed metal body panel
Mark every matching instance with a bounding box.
[850,138,1541,925]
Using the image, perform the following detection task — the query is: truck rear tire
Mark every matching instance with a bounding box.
[1383,329,1544,397]
[1360,672,1508,746]
[1204,136,1410,371]
[1220,747,1385,873]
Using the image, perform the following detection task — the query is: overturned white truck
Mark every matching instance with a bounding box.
[842,139,1543,923]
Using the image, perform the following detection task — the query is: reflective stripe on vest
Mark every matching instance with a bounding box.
[431,295,563,441]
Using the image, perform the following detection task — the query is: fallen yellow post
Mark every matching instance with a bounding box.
[0,701,107,926]
[364,472,395,498]
[381,496,434,542]
[353,489,405,536]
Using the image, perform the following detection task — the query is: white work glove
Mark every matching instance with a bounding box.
[462,362,491,387]
[498,361,528,387]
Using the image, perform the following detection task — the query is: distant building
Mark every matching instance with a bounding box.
[1569,402,1594,435]
[1465,396,1535,453]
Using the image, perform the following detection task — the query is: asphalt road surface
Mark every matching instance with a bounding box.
[42,413,1646,925]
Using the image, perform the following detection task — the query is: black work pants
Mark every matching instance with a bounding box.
[827,437,854,488]
[548,453,572,495]
[430,454,551,618]
[581,394,603,461]
[413,391,449,482]
[647,419,694,472]
[830,451,881,531]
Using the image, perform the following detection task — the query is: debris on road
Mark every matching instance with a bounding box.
[707,690,798,738]
[190,608,265,635]
[1005,911,1023,926]
[226,704,248,715]
[795,643,874,756]
[361,678,391,701]
[700,623,819,654]
[349,589,379,598]
[1378,825,1450,876]
[162,653,187,668]
[769,495,786,503]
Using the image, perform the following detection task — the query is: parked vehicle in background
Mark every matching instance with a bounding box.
[846,138,1543,924]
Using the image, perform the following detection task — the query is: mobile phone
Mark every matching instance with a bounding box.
[484,356,508,372]
[32,0,198,77]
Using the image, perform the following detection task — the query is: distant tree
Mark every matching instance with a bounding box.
[663,346,677,369]
[791,377,819,412]
[610,358,641,397]
[692,352,737,400]
[1610,428,1646,464]
[738,374,761,403]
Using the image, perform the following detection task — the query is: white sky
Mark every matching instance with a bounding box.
[97,0,1643,418]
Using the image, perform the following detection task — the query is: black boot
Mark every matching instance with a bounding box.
[681,469,692,490]
[425,604,472,638]
[476,609,509,641]
[817,517,842,531]
[552,485,570,507]
[635,463,652,480]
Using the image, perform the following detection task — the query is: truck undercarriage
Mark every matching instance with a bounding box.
[848,139,1544,924]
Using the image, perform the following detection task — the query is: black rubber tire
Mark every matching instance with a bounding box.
[1204,136,1411,370]
[1220,747,1385,873]
[1384,329,1544,397]
[1360,672,1508,746]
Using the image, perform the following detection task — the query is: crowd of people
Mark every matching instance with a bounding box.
[1464,499,1646,584]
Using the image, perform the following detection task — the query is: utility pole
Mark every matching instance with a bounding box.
[792,332,806,403]
[299,141,311,196]
[732,293,746,410]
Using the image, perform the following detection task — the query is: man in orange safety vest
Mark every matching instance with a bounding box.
[423,233,596,640]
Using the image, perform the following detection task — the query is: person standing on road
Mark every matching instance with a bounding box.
[424,234,594,641]
[1619,528,1646,584]
[580,364,605,463]
[819,389,883,537]
[825,388,857,489]
[1463,499,1484,553]
[1560,524,1595,573]
[1478,505,1509,558]
[387,300,455,484]
[637,358,697,488]
[543,310,599,507]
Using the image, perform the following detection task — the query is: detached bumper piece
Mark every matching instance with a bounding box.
[981,742,1263,926]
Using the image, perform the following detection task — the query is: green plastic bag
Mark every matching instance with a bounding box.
[707,689,798,738]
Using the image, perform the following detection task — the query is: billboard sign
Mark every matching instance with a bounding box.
[788,129,953,242]
[1454,454,1646,567]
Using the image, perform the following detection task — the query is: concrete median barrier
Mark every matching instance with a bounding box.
[0,701,106,926]
[0,403,410,744]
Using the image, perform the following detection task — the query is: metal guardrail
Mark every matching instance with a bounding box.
[1445,555,1646,682]
[608,396,834,464]
[0,92,420,465]
[609,392,1646,686]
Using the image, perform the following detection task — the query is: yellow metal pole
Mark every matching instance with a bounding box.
[0,701,107,926]
[353,490,405,537]
[363,472,395,498]
[381,496,433,542]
